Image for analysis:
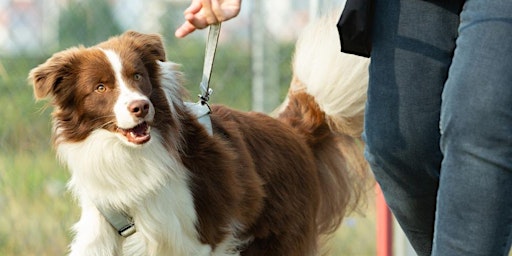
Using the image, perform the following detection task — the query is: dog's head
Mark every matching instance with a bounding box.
[30,31,181,146]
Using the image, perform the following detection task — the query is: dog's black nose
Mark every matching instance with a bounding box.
[128,100,150,118]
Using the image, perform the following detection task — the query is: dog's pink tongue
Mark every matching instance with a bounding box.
[126,123,151,144]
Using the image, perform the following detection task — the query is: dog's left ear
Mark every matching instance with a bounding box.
[122,31,166,62]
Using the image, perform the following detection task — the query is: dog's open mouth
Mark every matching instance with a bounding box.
[117,122,151,145]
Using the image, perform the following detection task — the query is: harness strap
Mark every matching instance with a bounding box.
[185,102,213,135]
[96,205,136,238]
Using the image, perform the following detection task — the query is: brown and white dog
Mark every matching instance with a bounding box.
[29,16,369,256]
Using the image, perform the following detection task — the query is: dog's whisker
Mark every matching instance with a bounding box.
[99,120,116,129]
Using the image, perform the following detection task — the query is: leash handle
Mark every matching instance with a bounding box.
[199,23,221,105]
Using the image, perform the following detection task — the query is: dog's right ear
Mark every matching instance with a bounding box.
[121,31,166,62]
[29,48,79,100]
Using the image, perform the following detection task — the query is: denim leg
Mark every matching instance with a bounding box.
[365,0,463,255]
[435,0,512,255]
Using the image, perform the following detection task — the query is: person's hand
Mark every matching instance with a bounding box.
[175,0,241,38]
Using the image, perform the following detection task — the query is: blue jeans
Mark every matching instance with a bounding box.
[365,0,512,255]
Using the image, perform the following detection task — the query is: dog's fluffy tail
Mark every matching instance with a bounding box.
[276,13,371,237]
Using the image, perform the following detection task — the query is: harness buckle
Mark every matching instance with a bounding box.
[119,222,136,238]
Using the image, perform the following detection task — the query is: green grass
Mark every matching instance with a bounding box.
[0,152,78,256]
[331,205,376,255]
[0,151,376,255]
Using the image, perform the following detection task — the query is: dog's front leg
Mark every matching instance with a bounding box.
[69,201,123,256]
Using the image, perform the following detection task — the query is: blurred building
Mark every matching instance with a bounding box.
[0,0,58,55]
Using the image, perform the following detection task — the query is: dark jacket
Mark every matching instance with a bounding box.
[337,0,374,57]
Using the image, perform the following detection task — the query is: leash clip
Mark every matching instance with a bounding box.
[198,87,213,107]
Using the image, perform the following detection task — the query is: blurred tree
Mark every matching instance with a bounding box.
[159,1,185,41]
[59,0,122,48]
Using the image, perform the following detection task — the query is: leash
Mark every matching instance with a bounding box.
[186,23,221,136]
[97,24,222,238]
[199,23,221,105]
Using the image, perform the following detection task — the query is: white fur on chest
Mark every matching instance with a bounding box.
[58,129,212,255]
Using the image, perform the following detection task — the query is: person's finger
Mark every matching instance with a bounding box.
[184,0,202,14]
[197,0,220,25]
[176,0,240,37]
[175,21,197,38]
[211,0,241,22]
[187,12,212,29]
[210,0,224,20]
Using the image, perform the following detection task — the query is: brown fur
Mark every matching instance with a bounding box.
[29,29,368,255]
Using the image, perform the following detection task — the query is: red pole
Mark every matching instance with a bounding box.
[376,184,393,256]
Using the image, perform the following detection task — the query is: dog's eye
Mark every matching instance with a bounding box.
[134,73,142,81]
[95,84,107,93]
